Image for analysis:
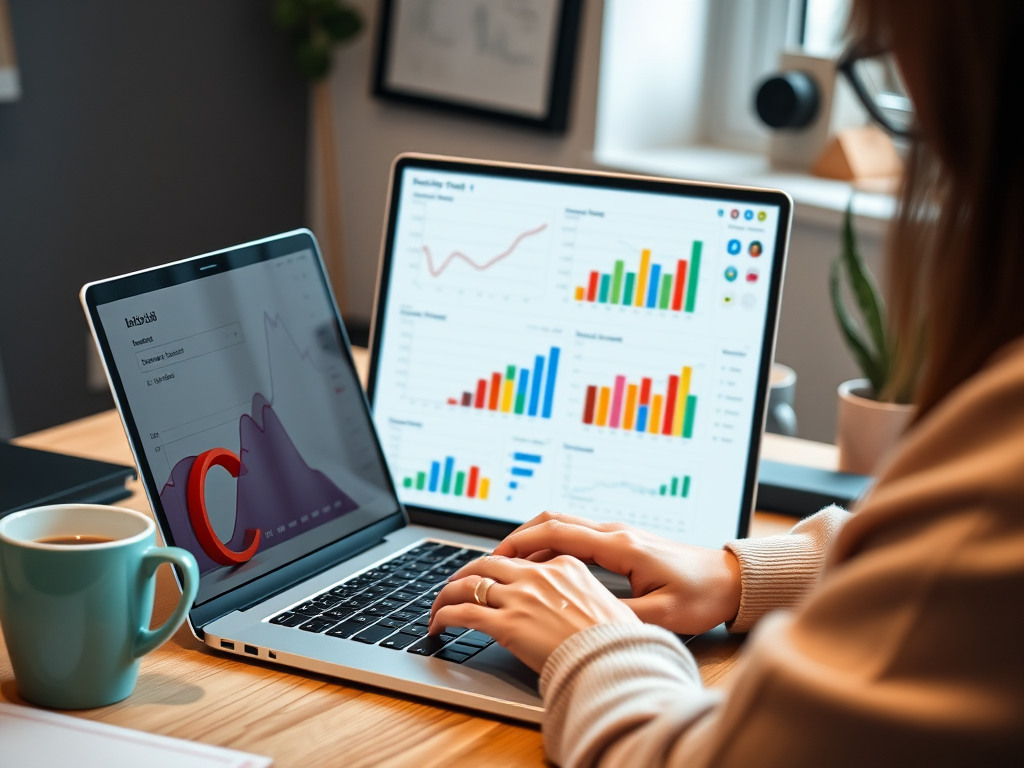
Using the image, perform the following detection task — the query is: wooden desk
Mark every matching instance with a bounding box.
[0,348,836,767]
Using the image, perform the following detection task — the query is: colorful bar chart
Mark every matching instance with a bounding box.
[659,475,692,498]
[446,346,560,418]
[507,451,542,500]
[582,366,697,438]
[573,241,703,312]
[401,457,491,500]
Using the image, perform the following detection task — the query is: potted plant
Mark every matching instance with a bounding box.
[830,205,914,475]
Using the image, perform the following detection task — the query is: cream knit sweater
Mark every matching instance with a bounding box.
[539,339,1024,767]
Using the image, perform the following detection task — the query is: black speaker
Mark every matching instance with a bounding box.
[755,72,821,129]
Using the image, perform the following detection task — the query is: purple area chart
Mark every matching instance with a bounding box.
[159,392,358,574]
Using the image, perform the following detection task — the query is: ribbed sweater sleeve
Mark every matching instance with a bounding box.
[723,505,849,633]
[540,623,718,768]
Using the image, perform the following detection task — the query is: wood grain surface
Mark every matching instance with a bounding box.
[0,348,834,766]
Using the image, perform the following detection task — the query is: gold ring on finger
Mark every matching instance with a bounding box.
[473,577,496,607]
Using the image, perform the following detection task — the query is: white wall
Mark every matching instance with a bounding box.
[314,0,605,321]
[314,0,890,444]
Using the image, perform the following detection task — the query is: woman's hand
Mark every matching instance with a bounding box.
[429,554,639,673]
[490,511,742,636]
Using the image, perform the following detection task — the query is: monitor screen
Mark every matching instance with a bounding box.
[93,245,399,605]
[371,162,785,548]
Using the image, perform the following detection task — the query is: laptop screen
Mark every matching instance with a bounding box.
[90,242,400,606]
[370,158,789,549]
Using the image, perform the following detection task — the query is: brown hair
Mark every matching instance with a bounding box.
[849,0,1024,420]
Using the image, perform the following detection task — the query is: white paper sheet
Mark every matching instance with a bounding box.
[0,703,272,768]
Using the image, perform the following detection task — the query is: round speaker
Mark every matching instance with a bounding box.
[755,72,820,129]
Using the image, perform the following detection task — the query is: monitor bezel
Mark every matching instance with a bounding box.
[365,154,793,543]
[81,229,406,634]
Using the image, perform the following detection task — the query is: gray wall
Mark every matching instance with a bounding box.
[0,0,308,435]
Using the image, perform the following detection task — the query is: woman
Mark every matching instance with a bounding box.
[429,1,1024,765]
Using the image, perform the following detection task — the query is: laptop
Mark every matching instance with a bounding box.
[81,154,791,722]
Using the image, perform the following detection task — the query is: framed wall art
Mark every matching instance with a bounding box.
[373,0,583,132]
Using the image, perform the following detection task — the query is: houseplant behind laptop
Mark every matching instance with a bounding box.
[831,205,914,475]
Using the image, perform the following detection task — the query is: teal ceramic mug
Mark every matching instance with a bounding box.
[0,504,198,709]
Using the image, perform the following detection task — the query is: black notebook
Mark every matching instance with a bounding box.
[0,442,137,518]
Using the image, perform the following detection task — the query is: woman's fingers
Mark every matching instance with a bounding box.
[431,574,507,620]
[429,603,502,638]
[493,520,636,576]
[447,553,534,584]
[495,511,607,554]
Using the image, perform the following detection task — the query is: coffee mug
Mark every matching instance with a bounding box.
[0,504,198,709]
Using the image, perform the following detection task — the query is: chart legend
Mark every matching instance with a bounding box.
[582,366,697,438]
[574,241,703,312]
[446,346,560,418]
[506,451,542,500]
[402,456,491,500]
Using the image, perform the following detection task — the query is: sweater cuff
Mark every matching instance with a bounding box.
[540,622,698,700]
[724,505,849,633]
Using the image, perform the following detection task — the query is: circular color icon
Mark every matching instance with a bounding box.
[727,239,742,255]
[757,210,767,221]
[730,209,740,219]
[717,209,725,217]
[749,240,763,257]
[745,268,760,283]
[725,266,738,282]
[722,292,736,306]
[744,209,754,221]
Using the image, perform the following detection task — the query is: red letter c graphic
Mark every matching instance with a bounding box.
[186,448,261,566]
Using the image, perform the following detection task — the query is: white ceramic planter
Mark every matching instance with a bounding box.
[836,379,914,475]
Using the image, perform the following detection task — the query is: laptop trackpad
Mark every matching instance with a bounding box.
[465,643,539,694]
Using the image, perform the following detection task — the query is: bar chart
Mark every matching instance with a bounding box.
[582,366,697,438]
[401,456,491,500]
[574,241,703,313]
[446,346,560,418]
[506,451,542,500]
[659,475,691,498]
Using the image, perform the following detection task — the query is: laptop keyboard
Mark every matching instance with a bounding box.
[266,541,496,664]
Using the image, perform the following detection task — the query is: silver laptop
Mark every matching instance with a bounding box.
[81,154,791,722]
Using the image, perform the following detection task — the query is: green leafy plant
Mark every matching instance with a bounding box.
[274,0,363,82]
[830,204,908,403]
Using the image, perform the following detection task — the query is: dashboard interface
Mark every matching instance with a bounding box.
[93,246,398,605]
[371,163,785,548]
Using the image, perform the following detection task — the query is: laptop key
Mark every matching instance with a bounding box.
[390,590,419,602]
[402,623,428,637]
[374,617,407,630]
[320,609,355,622]
[435,648,472,664]
[388,610,417,622]
[455,631,491,647]
[352,624,397,644]
[412,612,431,626]
[294,602,324,616]
[379,632,420,650]
[299,617,337,633]
[326,619,369,639]
[269,612,306,627]
[406,633,456,656]
[441,626,470,638]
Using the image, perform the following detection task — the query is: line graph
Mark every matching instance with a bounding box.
[398,197,554,302]
[422,223,548,277]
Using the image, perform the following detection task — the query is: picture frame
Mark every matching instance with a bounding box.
[372,0,583,133]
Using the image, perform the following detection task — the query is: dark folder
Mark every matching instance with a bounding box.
[0,442,136,518]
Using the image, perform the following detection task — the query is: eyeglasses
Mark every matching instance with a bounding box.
[838,45,916,139]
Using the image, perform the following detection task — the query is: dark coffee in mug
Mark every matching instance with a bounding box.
[35,535,116,546]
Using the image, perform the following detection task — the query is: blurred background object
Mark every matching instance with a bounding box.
[0,0,17,101]
[0,0,308,435]
[274,0,363,316]
[766,363,798,437]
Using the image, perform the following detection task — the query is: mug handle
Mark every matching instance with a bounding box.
[133,546,200,658]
